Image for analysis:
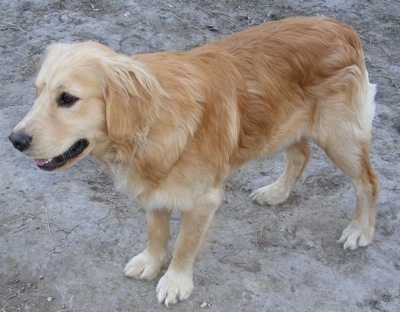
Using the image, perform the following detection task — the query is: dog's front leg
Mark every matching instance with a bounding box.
[124,210,171,280]
[157,189,221,306]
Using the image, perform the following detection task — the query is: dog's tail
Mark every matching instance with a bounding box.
[359,70,377,136]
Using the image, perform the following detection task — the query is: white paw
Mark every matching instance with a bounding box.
[156,269,193,307]
[251,183,289,206]
[337,221,374,250]
[124,249,166,280]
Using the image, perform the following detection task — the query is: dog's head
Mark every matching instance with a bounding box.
[9,41,162,171]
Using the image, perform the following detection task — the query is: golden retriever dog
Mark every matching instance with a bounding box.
[9,17,378,306]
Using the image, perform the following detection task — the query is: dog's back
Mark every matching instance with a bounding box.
[184,17,371,165]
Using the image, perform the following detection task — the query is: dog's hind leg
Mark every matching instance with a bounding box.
[313,77,379,250]
[316,133,378,250]
[124,210,171,280]
[251,138,311,205]
[315,129,379,250]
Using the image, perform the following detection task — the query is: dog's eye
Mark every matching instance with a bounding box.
[58,92,79,107]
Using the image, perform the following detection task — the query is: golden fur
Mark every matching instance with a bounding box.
[10,17,379,305]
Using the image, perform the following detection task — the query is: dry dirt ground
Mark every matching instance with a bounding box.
[1,1,399,311]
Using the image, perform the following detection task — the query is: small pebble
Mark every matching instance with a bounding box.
[200,301,207,308]
[47,297,53,302]
[39,275,44,279]
[59,15,69,23]
[206,25,218,32]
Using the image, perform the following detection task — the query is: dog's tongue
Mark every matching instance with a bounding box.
[33,159,52,166]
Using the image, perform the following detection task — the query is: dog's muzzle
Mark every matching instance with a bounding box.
[9,132,89,171]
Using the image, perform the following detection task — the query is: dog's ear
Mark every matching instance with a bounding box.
[103,55,162,144]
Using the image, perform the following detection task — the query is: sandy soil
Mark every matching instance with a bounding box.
[1,1,399,311]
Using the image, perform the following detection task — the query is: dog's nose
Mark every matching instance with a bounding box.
[9,132,32,152]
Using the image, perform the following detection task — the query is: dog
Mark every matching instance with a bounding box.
[9,17,379,306]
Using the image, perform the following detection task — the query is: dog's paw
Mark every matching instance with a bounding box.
[251,183,289,206]
[156,269,193,307]
[124,249,165,280]
[338,221,374,250]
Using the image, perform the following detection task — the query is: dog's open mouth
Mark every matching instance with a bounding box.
[33,139,89,171]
